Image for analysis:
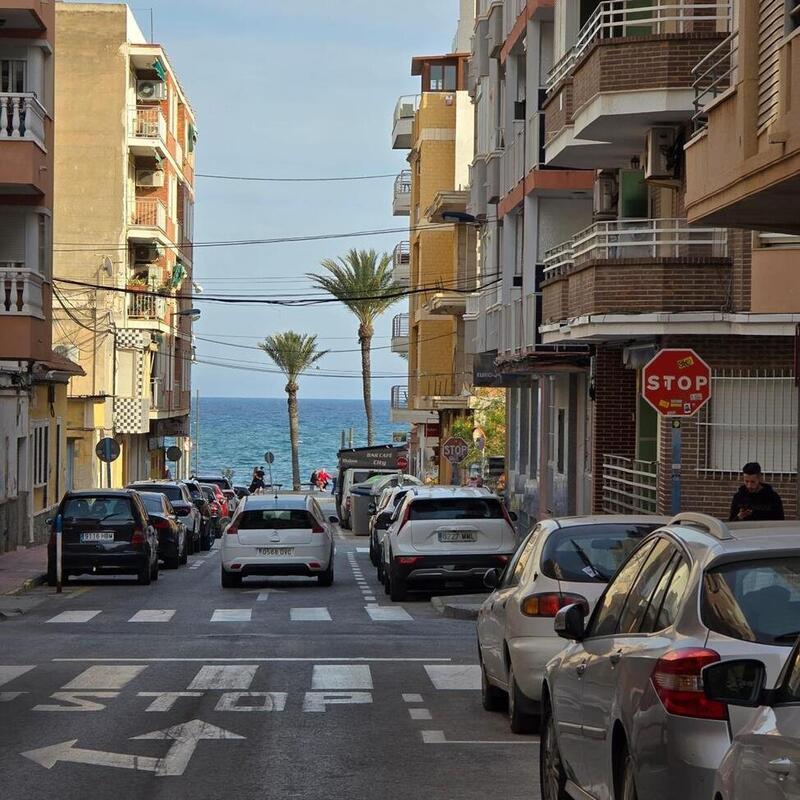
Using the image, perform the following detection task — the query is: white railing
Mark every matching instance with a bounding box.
[150,376,161,411]
[0,93,46,147]
[543,218,728,276]
[393,170,412,215]
[391,385,409,410]
[0,268,44,318]
[130,105,167,142]
[602,455,659,514]
[756,232,800,249]
[525,111,544,172]
[393,240,410,286]
[547,1,732,92]
[131,198,167,231]
[504,120,526,193]
[524,291,538,348]
[393,95,420,127]
[392,313,409,338]
[692,30,738,131]
[128,291,166,320]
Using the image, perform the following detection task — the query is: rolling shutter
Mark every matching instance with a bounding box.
[757,0,784,129]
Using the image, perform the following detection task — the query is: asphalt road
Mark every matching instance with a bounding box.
[0,521,540,800]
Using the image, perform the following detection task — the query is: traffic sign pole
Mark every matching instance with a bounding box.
[671,421,682,515]
[55,513,63,594]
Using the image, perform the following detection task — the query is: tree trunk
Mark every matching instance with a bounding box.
[359,324,374,446]
[286,382,301,491]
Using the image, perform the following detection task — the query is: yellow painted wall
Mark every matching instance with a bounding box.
[29,381,70,512]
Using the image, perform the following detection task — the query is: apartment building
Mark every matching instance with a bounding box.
[52,3,196,490]
[468,0,798,525]
[0,0,83,551]
[390,2,477,482]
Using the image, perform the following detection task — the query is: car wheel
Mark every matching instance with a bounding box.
[318,553,334,587]
[369,538,378,567]
[137,559,152,586]
[508,662,538,734]
[541,701,569,800]
[376,556,384,583]
[166,552,180,569]
[389,565,406,602]
[480,652,506,712]
[220,567,241,588]
[617,745,638,800]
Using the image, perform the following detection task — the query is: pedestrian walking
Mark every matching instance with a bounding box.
[249,468,266,495]
[729,462,785,521]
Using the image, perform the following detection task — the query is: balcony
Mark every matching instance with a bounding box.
[128,105,167,158]
[391,313,409,355]
[0,93,46,148]
[129,198,167,236]
[127,290,167,323]
[543,0,730,169]
[392,241,410,287]
[0,92,49,193]
[392,95,419,149]
[540,218,730,336]
[0,267,43,318]
[392,171,411,216]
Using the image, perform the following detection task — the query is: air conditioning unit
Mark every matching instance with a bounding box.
[137,80,166,101]
[645,127,678,180]
[593,170,618,219]
[136,169,164,187]
[134,243,163,263]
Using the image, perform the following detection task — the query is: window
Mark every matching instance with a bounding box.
[428,63,457,91]
[1,60,25,93]
[134,484,183,501]
[616,539,677,634]
[237,509,315,530]
[142,494,167,513]
[409,498,504,521]
[501,531,537,589]
[32,421,48,488]
[38,214,50,277]
[62,496,134,522]
[653,557,690,631]
[587,540,657,638]
[781,647,800,702]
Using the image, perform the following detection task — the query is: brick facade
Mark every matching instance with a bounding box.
[543,81,573,144]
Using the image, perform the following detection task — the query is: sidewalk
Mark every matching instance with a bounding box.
[0,545,47,595]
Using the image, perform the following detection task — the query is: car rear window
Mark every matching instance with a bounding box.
[197,478,231,490]
[135,484,182,501]
[142,495,165,513]
[237,509,315,530]
[702,557,800,646]
[62,496,134,522]
[540,524,660,583]
[409,498,504,521]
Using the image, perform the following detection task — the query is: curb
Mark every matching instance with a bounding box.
[431,595,483,621]
[5,573,47,597]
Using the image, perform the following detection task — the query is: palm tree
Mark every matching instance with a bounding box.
[309,248,397,445]
[258,332,328,491]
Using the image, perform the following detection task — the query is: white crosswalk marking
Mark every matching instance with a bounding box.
[64,665,148,690]
[409,708,432,720]
[0,665,35,688]
[46,610,101,624]
[187,665,258,690]
[365,606,413,621]
[311,665,373,690]
[402,693,424,703]
[290,608,332,621]
[210,609,252,622]
[128,610,175,623]
[424,665,481,690]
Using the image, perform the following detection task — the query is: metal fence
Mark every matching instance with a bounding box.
[602,454,659,514]
[692,30,738,131]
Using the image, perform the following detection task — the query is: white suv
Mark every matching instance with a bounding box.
[380,487,517,602]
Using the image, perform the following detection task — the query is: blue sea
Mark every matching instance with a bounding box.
[191,397,397,487]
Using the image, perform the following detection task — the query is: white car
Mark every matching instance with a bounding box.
[477,515,667,733]
[704,638,800,800]
[381,487,517,602]
[220,495,336,588]
[369,484,418,575]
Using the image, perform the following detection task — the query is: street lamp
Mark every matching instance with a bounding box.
[176,308,202,320]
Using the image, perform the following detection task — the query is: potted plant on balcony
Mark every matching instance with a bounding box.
[126,276,149,292]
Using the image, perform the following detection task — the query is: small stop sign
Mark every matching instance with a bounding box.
[642,348,712,417]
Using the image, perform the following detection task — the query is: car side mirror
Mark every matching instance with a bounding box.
[368,504,376,514]
[483,568,501,590]
[702,659,768,708]
[328,515,339,524]
[508,511,518,522]
[554,603,586,641]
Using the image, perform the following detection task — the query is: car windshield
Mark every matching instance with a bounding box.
[237,509,315,530]
[142,495,165,513]
[702,557,800,646]
[62,496,134,522]
[540,524,659,583]
[135,484,182,501]
[409,497,503,521]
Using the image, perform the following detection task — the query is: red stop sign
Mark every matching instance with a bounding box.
[396,455,409,471]
[642,348,712,417]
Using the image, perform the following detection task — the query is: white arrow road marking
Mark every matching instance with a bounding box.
[0,666,35,687]
[22,719,244,776]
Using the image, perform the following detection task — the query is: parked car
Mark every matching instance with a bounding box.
[199,483,226,539]
[127,480,205,552]
[200,481,230,524]
[337,468,398,529]
[233,485,251,500]
[369,484,417,575]
[138,491,187,569]
[220,494,337,588]
[380,486,517,602]
[181,479,212,545]
[193,474,233,510]
[477,515,667,733]
[221,488,238,514]
[540,513,800,800]
[47,490,159,585]
[704,635,800,800]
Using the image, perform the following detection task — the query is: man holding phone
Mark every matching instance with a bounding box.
[729,462,785,521]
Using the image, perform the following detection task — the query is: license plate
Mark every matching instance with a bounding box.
[438,531,477,543]
[256,547,294,556]
[80,531,114,543]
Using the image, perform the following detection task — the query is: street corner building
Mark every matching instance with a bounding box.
[51,2,197,493]
[0,1,84,552]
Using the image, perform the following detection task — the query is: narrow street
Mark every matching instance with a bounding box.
[0,513,539,800]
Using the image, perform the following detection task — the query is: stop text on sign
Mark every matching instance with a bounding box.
[641,348,712,417]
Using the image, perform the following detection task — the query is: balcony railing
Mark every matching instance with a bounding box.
[602,454,658,514]
[0,93,46,147]
[393,240,410,286]
[504,120,526,193]
[691,30,738,132]
[392,313,409,339]
[393,171,412,216]
[130,105,167,143]
[547,1,731,92]
[542,218,728,277]
[131,198,167,232]
[392,95,419,149]
[128,291,167,320]
[0,268,44,318]
[391,385,409,410]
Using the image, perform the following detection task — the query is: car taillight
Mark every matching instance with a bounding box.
[397,505,411,533]
[131,528,146,546]
[396,556,420,565]
[311,523,324,534]
[651,648,725,720]
[520,592,589,618]
[152,519,170,531]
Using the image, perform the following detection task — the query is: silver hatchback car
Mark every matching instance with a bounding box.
[541,513,800,800]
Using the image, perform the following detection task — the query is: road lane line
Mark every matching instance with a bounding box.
[290,608,332,621]
[64,665,148,690]
[0,665,35,687]
[53,657,452,662]
[187,665,258,690]
[210,609,252,622]
[421,730,539,745]
[409,708,432,720]
[424,665,481,690]
[311,665,373,690]
[366,606,413,622]
[46,610,101,624]
[129,610,175,623]
[402,693,423,703]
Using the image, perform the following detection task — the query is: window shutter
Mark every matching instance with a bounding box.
[757,0,784,129]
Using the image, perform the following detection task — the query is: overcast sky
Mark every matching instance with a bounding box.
[108,0,460,398]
